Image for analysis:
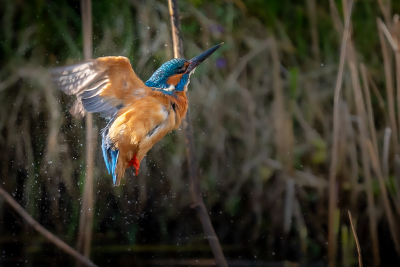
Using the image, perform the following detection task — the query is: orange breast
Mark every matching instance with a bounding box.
[151,90,188,128]
[107,90,188,184]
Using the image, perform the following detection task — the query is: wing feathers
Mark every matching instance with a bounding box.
[83,95,116,113]
[51,61,99,95]
[81,79,109,99]
[51,56,147,118]
[51,61,94,76]
[56,72,100,95]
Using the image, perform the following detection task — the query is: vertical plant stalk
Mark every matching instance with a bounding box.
[377,0,391,25]
[360,64,380,167]
[306,0,320,64]
[283,179,295,234]
[379,19,400,142]
[348,211,363,267]
[383,127,392,180]
[348,60,380,266]
[365,69,387,120]
[343,103,359,207]
[378,19,400,207]
[271,36,297,262]
[77,0,96,265]
[0,187,97,267]
[271,37,294,173]
[377,18,398,152]
[328,1,353,266]
[167,1,228,267]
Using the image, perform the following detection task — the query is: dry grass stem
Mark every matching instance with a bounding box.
[377,0,391,25]
[271,37,294,173]
[76,0,96,264]
[168,1,228,266]
[360,64,380,165]
[365,69,387,114]
[329,0,343,34]
[378,17,398,152]
[348,211,363,267]
[349,59,380,266]
[306,0,320,63]
[328,1,353,266]
[343,103,359,207]
[378,19,398,50]
[0,187,97,267]
[383,127,392,181]
[283,179,295,234]
[378,19,400,148]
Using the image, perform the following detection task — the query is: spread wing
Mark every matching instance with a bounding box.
[51,56,148,118]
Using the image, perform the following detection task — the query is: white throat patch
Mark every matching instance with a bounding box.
[162,84,175,91]
[184,68,196,92]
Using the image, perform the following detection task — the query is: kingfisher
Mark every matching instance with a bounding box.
[51,43,222,186]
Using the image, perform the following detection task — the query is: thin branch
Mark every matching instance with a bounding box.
[306,0,320,63]
[168,0,184,58]
[77,0,96,265]
[378,19,398,50]
[360,64,379,168]
[0,187,97,267]
[168,1,228,267]
[383,127,392,181]
[365,68,387,114]
[345,22,380,263]
[377,17,398,151]
[349,60,380,266]
[377,0,391,26]
[348,211,363,267]
[328,1,353,266]
[378,19,400,148]
[283,179,295,234]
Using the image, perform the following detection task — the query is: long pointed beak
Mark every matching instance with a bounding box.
[186,43,223,73]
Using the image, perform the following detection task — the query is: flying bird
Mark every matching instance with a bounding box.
[51,43,222,186]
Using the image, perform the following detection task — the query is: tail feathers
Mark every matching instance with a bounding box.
[101,118,120,185]
[102,146,119,185]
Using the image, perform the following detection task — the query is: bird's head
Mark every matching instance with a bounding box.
[145,43,223,94]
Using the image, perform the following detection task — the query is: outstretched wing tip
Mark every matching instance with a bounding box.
[50,60,100,96]
[52,56,145,117]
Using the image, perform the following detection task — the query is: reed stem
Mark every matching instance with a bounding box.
[168,1,228,266]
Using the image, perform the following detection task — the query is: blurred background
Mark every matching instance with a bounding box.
[1,0,400,266]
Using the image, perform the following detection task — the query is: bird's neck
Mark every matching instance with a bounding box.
[150,90,188,128]
[172,91,189,128]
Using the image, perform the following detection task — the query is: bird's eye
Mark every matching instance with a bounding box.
[177,66,186,74]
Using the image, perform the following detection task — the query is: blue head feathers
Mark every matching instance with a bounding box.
[145,58,190,94]
[145,43,224,95]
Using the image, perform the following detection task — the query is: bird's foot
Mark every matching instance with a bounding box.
[128,154,140,176]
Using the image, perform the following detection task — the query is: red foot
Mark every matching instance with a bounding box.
[128,154,140,175]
